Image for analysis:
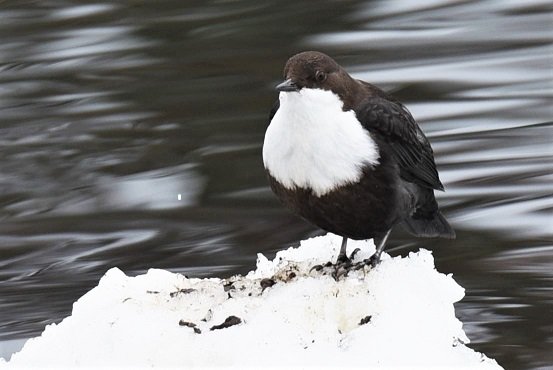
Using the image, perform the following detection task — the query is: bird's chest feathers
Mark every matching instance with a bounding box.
[263,89,380,197]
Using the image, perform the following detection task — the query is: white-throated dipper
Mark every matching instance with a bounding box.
[263,51,455,267]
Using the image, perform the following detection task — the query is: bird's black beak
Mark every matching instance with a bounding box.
[276,79,299,92]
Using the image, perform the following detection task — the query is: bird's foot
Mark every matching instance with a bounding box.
[310,248,363,280]
[352,252,382,270]
[309,261,348,280]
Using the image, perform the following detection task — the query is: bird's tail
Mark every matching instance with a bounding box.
[402,210,456,239]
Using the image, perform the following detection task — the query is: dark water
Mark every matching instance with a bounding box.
[0,0,552,368]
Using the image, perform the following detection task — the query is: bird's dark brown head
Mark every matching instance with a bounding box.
[276,51,361,109]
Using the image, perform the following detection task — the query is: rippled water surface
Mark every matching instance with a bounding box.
[0,1,552,368]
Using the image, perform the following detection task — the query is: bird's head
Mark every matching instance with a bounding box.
[276,51,355,102]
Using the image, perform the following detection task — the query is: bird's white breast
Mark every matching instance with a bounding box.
[263,88,380,197]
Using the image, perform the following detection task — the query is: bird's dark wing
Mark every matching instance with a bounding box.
[269,99,280,123]
[355,97,444,191]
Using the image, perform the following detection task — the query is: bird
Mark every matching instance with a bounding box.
[262,51,455,267]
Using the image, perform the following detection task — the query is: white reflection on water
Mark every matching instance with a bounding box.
[98,165,204,211]
[0,230,158,276]
[350,46,551,85]
[406,99,538,122]
[452,197,553,238]
[36,27,153,60]
[50,4,117,20]
[484,246,553,277]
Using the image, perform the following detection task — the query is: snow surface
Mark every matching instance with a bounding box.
[1,234,503,369]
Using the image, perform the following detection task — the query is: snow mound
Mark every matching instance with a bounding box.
[1,234,502,369]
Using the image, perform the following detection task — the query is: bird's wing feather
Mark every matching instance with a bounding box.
[355,97,444,191]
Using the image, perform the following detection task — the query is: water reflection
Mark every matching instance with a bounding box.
[0,0,551,369]
[97,164,203,211]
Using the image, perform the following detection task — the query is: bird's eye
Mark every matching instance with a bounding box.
[315,71,326,82]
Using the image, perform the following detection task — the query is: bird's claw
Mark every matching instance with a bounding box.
[353,253,382,270]
[309,264,324,273]
[350,248,361,260]
[310,257,352,280]
[366,254,381,268]
[310,248,376,280]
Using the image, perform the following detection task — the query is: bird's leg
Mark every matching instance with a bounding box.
[336,237,363,262]
[366,229,391,267]
[336,237,348,263]
[330,236,354,279]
